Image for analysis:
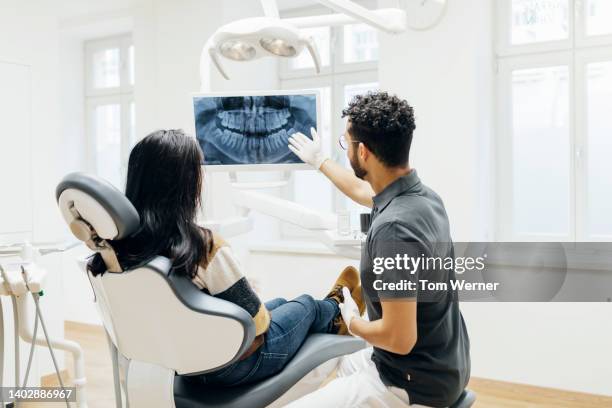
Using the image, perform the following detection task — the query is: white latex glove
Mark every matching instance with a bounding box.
[339,287,360,336]
[288,127,329,170]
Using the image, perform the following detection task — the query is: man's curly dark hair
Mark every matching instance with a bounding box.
[341,91,416,167]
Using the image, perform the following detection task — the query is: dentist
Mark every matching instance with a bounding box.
[287,91,470,408]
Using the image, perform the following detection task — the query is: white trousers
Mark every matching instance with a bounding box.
[283,347,432,408]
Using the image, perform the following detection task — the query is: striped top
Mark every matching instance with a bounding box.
[192,233,270,336]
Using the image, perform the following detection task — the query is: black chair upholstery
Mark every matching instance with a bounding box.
[450,389,476,408]
[56,172,140,239]
[174,334,366,408]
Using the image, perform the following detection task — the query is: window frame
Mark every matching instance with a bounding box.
[84,34,134,187]
[496,51,576,242]
[85,34,133,98]
[574,47,612,241]
[575,0,612,48]
[85,94,134,184]
[496,0,612,242]
[277,6,379,240]
[279,72,378,239]
[496,0,574,57]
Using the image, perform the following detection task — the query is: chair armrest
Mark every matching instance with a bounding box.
[150,256,257,374]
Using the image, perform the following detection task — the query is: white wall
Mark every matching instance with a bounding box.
[0,0,68,383]
[247,249,359,301]
[133,0,277,137]
[58,33,86,175]
[0,4,64,244]
[0,61,32,241]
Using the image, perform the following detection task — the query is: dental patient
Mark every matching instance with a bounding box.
[88,129,365,387]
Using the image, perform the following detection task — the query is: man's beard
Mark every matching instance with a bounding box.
[349,150,367,180]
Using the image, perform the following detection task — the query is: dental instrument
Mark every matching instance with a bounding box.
[0,242,87,408]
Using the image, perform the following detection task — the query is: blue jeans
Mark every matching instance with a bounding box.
[199,295,339,386]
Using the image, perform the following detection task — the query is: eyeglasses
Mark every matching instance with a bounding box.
[338,134,361,150]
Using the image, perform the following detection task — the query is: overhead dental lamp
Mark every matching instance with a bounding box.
[203,0,411,81]
[206,17,322,80]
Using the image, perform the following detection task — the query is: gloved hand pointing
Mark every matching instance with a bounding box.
[339,287,360,336]
[288,127,329,170]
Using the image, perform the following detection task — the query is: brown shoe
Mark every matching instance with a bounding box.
[351,284,366,316]
[327,266,359,335]
[326,266,360,305]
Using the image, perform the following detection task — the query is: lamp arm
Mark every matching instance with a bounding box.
[210,47,230,81]
[285,8,406,33]
[260,0,279,18]
[303,36,321,74]
[314,0,406,33]
[201,39,229,85]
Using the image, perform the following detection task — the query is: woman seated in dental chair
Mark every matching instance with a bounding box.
[88,129,364,387]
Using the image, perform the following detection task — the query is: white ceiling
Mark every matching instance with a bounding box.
[54,0,314,20]
[277,0,317,11]
[54,0,377,21]
[55,0,139,19]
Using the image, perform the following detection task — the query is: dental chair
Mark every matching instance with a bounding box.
[55,172,367,408]
[55,172,476,408]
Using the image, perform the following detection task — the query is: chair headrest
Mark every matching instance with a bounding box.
[56,172,140,241]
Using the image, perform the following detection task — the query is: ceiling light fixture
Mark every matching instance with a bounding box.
[201,0,416,82]
[259,38,297,57]
[220,40,257,61]
[205,17,321,80]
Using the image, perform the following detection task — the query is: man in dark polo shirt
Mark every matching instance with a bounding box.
[286,91,470,407]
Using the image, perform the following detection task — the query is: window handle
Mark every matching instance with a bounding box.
[575,147,583,161]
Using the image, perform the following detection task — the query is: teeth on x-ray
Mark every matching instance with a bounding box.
[194,94,316,165]
[218,109,290,134]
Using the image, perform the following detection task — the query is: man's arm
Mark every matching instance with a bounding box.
[288,129,374,208]
[350,300,417,354]
[320,159,374,208]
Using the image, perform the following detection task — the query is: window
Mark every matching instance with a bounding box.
[510,0,569,45]
[289,26,331,70]
[279,8,379,238]
[85,35,135,189]
[343,23,379,63]
[497,0,612,241]
[585,0,612,37]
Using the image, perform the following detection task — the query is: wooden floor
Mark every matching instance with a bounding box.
[31,322,612,408]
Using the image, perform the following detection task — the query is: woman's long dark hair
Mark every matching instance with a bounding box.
[89,129,213,278]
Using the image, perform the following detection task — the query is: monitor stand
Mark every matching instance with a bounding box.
[228,171,291,190]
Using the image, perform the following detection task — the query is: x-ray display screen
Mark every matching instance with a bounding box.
[193,92,318,167]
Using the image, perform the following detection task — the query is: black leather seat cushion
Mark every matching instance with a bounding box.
[451,389,476,408]
[174,334,366,408]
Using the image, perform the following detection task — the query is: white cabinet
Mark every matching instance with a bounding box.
[0,60,32,239]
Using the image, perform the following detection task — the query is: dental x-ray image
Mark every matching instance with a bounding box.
[193,92,317,166]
